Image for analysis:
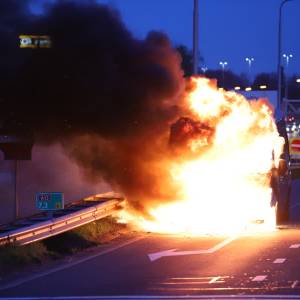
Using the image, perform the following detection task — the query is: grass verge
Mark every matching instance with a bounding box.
[0,217,126,277]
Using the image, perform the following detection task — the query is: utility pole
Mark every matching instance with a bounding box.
[277,0,294,111]
[219,61,228,88]
[245,57,254,79]
[14,160,19,219]
[193,0,199,75]
[283,53,293,99]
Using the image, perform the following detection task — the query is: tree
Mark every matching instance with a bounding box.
[253,73,278,90]
[205,69,249,90]
[287,75,300,99]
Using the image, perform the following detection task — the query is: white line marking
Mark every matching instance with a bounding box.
[170,277,218,280]
[292,280,299,288]
[208,236,237,252]
[0,236,144,291]
[209,276,221,284]
[160,281,210,285]
[290,244,300,248]
[6,295,300,299]
[252,275,267,282]
[273,258,286,264]
[148,236,237,261]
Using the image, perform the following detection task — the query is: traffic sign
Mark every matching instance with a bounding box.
[36,192,64,211]
[289,138,300,155]
[19,35,51,49]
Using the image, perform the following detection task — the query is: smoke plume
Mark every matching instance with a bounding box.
[0,1,185,214]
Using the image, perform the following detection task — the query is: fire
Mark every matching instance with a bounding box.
[120,77,284,235]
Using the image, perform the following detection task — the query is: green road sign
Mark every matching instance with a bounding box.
[36,192,64,211]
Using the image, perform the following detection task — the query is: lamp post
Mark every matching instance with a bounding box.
[201,66,208,74]
[277,0,295,110]
[193,0,199,75]
[245,57,254,78]
[283,53,293,98]
[283,53,293,67]
[219,61,228,87]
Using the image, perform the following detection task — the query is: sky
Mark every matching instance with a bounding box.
[32,0,300,76]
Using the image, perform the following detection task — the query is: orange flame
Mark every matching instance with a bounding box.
[120,77,284,235]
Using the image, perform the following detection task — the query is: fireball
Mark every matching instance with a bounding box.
[120,77,284,235]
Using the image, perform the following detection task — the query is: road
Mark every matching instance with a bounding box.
[2,228,300,298]
[0,178,299,299]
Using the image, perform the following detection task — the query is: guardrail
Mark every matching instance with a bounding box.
[0,197,124,246]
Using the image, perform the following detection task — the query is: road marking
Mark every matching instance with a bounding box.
[252,275,267,282]
[290,244,300,248]
[0,235,144,291]
[5,294,300,299]
[273,258,286,264]
[170,277,217,280]
[148,236,237,261]
[160,276,228,286]
[292,280,299,288]
[149,287,300,293]
[161,281,212,285]
[209,276,221,284]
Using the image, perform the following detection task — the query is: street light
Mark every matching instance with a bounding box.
[283,53,293,98]
[219,61,228,87]
[277,0,296,110]
[283,53,293,67]
[193,0,199,75]
[201,67,208,74]
[245,57,254,77]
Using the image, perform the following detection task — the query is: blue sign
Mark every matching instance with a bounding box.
[36,192,64,211]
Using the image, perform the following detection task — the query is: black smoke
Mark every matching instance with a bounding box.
[0,0,185,214]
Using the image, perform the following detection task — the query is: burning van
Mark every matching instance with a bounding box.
[123,78,285,235]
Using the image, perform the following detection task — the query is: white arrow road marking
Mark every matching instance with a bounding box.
[252,275,267,282]
[290,244,300,248]
[208,276,222,284]
[148,236,237,261]
[273,258,286,264]
[292,280,299,288]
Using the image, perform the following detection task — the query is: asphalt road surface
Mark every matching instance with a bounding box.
[2,228,300,299]
[0,177,300,299]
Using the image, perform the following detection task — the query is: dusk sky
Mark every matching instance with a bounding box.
[32,0,300,76]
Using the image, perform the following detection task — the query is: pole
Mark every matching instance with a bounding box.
[245,57,254,82]
[193,0,199,75]
[219,62,227,88]
[14,160,19,219]
[283,54,293,99]
[222,66,225,87]
[278,0,292,111]
[285,56,289,99]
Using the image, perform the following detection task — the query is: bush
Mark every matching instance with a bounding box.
[0,242,48,274]
[0,217,126,275]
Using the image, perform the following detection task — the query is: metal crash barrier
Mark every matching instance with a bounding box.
[0,194,124,246]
